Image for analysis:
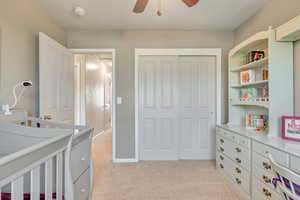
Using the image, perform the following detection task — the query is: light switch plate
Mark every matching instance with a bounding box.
[117,97,122,105]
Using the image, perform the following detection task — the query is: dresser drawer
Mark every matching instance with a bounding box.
[233,150,251,171]
[216,135,226,148]
[74,168,91,200]
[231,143,251,171]
[231,164,251,194]
[253,141,288,163]
[216,135,229,155]
[217,128,231,140]
[252,163,277,190]
[290,155,300,174]
[216,151,235,177]
[71,138,91,182]
[227,131,239,143]
[216,151,230,172]
[253,151,288,174]
[252,180,281,200]
[235,134,250,149]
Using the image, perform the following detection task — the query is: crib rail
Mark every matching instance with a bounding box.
[0,131,73,200]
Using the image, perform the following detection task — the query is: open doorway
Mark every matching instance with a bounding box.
[72,49,116,163]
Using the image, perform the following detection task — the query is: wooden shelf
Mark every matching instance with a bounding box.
[231,80,268,88]
[231,100,269,109]
[230,58,268,72]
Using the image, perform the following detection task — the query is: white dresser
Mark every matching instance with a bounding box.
[216,125,300,200]
[71,129,93,200]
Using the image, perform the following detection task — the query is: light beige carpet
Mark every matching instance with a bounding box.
[92,130,243,200]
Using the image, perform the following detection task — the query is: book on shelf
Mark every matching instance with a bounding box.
[261,68,269,81]
[239,87,269,102]
[240,69,256,85]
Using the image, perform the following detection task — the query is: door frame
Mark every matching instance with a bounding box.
[135,48,222,161]
[70,48,117,162]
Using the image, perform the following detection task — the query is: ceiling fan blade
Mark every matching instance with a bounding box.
[133,0,150,13]
[182,0,200,7]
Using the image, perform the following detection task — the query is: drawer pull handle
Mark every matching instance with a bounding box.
[235,168,241,174]
[262,162,271,170]
[220,139,224,144]
[81,157,86,161]
[219,164,224,169]
[235,147,242,153]
[263,188,272,197]
[235,158,242,164]
[220,147,224,152]
[219,155,224,160]
[80,189,86,193]
[235,178,242,185]
[262,175,271,183]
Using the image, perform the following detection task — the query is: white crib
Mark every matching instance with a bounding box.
[0,113,94,200]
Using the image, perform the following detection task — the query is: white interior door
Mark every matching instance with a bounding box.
[104,74,112,129]
[39,33,74,123]
[139,55,216,160]
[178,56,216,160]
[139,56,179,160]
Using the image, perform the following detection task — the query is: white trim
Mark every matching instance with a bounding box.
[135,48,222,162]
[113,158,138,163]
[92,131,105,140]
[69,48,117,163]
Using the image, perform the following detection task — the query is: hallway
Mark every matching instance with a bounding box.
[91,130,243,200]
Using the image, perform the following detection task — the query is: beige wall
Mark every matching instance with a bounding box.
[234,0,300,115]
[0,0,66,115]
[67,30,234,158]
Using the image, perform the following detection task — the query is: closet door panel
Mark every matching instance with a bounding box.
[139,56,179,160]
[179,56,216,160]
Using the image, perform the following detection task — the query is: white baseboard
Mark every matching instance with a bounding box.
[113,158,138,163]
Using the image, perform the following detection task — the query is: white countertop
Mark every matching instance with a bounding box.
[218,124,300,158]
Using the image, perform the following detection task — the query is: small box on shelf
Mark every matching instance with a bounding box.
[245,114,268,132]
[246,51,266,64]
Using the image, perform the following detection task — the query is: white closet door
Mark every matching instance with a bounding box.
[39,33,74,123]
[139,56,179,160]
[178,56,216,160]
[139,55,216,161]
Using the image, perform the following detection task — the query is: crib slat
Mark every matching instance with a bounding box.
[31,166,40,200]
[12,176,24,200]
[56,152,63,200]
[45,159,53,200]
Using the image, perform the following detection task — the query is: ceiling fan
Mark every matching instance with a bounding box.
[133,0,200,16]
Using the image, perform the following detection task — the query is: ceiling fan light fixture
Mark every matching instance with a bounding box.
[133,0,199,15]
[74,6,86,17]
[182,0,200,7]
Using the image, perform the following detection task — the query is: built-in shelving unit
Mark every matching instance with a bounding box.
[228,27,294,136]
[276,14,300,41]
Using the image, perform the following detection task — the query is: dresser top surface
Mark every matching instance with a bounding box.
[218,124,300,158]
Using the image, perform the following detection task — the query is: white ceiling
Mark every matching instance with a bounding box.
[41,0,267,30]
